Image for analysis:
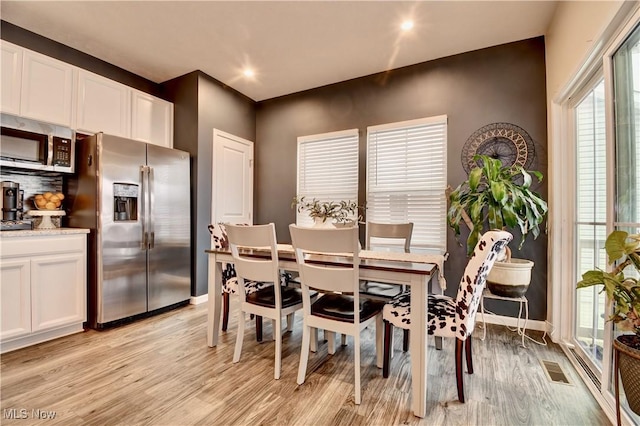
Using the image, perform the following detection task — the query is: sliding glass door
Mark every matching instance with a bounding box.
[574,79,607,369]
[570,20,640,422]
[611,22,640,422]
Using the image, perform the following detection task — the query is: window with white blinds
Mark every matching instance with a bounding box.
[366,115,447,252]
[296,129,359,226]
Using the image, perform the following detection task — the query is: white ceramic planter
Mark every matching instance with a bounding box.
[486,258,534,298]
[313,217,335,228]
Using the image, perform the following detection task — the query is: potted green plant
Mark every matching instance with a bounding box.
[292,196,363,227]
[577,230,640,416]
[447,154,548,297]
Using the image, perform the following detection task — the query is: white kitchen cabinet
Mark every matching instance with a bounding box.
[0,40,23,115]
[20,49,74,126]
[3,43,174,143]
[76,69,131,137]
[0,230,88,353]
[31,252,86,332]
[0,258,31,340]
[131,90,173,147]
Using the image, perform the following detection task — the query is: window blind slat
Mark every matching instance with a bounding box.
[367,116,447,249]
[297,129,359,226]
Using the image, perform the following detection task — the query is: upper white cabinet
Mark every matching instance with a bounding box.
[1,41,23,115]
[0,42,173,144]
[131,90,173,148]
[20,49,74,126]
[76,69,131,137]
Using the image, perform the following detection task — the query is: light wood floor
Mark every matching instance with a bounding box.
[1,302,609,425]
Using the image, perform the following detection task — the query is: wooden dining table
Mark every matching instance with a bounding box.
[205,244,444,418]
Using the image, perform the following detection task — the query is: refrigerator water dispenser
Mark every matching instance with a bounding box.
[113,183,138,221]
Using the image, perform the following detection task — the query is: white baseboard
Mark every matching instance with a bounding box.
[1,323,84,354]
[560,344,618,426]
[190,294,208,305]
[478,312,548,332]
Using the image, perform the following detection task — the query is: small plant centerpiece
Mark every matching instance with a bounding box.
[447,154,548,297]
[292,196,362,227]
[577,230,640,416]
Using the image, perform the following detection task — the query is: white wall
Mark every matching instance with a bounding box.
[546,1,625,101]
[544,0,628,339]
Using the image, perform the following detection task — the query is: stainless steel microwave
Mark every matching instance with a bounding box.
[0,113,75,173]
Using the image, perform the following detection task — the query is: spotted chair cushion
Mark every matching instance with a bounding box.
[382,292,459,338]
[382,230,513,340]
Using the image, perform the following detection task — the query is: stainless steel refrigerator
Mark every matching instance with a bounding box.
[68,133,191,328]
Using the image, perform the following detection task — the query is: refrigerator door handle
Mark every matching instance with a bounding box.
[140,165,150,250]
[148,166,155,249]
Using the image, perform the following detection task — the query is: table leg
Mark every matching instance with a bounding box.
[410,273,428,418]
[207,255,223,347]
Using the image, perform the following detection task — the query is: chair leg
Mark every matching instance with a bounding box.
[287,313,295,331]
[310,327,318,352]
[272,319,277,341]
[222,292,230,332]
[465,337,474,374]
[256,316,263,342]
[233,311,246,363]
[328,331,336,355]
[376,315,383,369]
[455,338,465,403]
[297,325,311,385]
[383,320,392,378]
[341,333,347,346]
[274,316,282,380]
[354,332,361,405]
[435,336,443,350]
[402,329,409,352]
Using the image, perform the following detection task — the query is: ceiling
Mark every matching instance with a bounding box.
[0,1,558,102]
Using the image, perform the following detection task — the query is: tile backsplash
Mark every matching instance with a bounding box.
[1,169,64,225]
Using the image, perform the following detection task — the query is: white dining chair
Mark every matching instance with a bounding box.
[382,230,513,403]
[208,223,272,335]
[226,223,308,380]
[360,222,413,350]
[290,224,385,405]
[361,222,413,300]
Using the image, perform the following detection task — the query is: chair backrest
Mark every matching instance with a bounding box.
[289,225,361,319]
[366,222,413,253]
[226,223,281,303]
[454,230,513,339]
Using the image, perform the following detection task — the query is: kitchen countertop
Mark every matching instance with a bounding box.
[0,228,90,237]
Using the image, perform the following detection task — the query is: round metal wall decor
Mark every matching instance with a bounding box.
[461,122,535,174]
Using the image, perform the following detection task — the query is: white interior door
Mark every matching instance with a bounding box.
[212,129,254,229]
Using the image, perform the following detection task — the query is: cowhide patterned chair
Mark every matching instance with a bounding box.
[208,223,272,336]
[381,230,513,403]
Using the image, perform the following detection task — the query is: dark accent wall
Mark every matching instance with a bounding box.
[162,71,255,296]
[255,37,548,320]
[1,20,163,98]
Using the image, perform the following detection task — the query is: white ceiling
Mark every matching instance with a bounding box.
[1,1,558,102]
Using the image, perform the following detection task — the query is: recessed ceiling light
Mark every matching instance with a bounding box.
[243,69,255,78]
[401,20,414,31]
